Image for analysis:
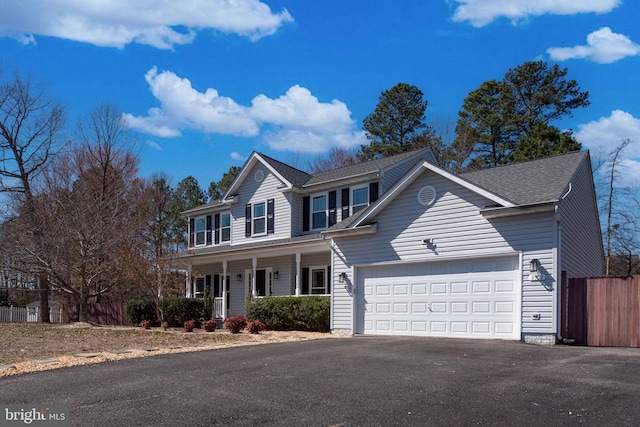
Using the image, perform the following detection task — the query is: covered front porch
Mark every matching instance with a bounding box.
[183,235,332,319]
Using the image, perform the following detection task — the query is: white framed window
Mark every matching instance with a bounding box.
[351,186,369,214]
[312,194,327,230]
[253,202,266,235]
[310,266,328,294]
[195,217,206,246]
[220,212,231,242]
[195,277,205,298]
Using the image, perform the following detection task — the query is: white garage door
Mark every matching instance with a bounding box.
[357,257,520,339]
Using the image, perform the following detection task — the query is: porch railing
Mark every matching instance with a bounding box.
[213,297,224,319]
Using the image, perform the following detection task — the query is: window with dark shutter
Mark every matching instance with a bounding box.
[214,214,220,244]
[245,203,252,236]
[267,199,275,234]
[206,215,212,245]
[369,182,379,203]
[341,188,350,220]
[302,196,310,232]
[328,191,336,227]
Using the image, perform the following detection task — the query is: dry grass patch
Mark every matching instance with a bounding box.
[0,322,337,376]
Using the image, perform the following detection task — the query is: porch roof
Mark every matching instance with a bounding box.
[177,233,328,261]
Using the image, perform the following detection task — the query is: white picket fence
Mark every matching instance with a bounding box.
[0,306,64,323]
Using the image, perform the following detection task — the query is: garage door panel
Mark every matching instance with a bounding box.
[359,258,520,340]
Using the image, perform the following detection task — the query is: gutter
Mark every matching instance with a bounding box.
[321,223,378,238]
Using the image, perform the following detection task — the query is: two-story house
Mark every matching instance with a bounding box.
[180,148,603,344]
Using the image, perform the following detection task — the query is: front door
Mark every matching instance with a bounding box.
[245,268,273,297]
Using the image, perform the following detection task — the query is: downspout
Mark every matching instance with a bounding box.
[556,183,572,343]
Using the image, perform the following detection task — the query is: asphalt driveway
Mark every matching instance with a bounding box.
[1,336,639,426]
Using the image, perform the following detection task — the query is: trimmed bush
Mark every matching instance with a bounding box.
[224,315,247,334]
[247,319,266,334]
[202,319,217,332]
[127,297,212,328]
[127,299,158,326]
[245,296,330,332]
[183,319,196,332]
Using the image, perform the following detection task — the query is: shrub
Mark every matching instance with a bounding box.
[127,299,158,326]
[162,298,212,328]
[202,319,217,332]
[183,319,196,332]
[224,315,247,334]
[247,320,266,334]
[141,320,151,329]
[245,296,330,332]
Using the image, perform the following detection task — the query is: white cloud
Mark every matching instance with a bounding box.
[0,0,293,49]
[123,67,259,138]
[451,0,620,27]
[145,140,164,151]
[249,85,366,153]
[124,68,365,155]
[231,152,247,161]
[575,110,640,157]
[547,27,640,64]
[575,110,640,186]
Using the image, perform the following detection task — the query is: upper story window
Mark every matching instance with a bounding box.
[351,186,369,214]
[303,192,337,232]
[220,213,231,242]
[195,217,206,246]
[245,199,275,237]
[253,202,266,235]
[312,194,327,230]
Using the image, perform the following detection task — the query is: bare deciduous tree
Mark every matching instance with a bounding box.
[0,71,66,321]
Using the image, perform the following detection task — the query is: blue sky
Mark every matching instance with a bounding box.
[1,0,639,190]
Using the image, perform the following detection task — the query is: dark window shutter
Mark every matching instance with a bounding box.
[327,266,331,294]
[189,218,195,247]
[267,199,275,234]
[213,275,221,298]
[328,191,337,227]
[214,214,220,244]
[302,267,309,295]
[369,182,379,203]
[302,196,310,232]
[245,203,252,236]
[341,188,350,220]
[206,215,212,245]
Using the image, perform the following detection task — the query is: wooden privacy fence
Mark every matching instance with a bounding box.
[63,302,130,326]
[562,276,640,347]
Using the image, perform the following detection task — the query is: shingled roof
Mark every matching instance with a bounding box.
[461,150,588,205]
[304,148,433,187]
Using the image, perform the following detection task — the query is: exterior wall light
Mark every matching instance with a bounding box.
[530,259,538,272]
[236,274,242,282]
[273,271,279,279]
[339,272,348,283]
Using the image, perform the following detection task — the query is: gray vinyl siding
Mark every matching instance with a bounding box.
[231,163,292,243]
[557,158,604,278]
[331,170,558,334]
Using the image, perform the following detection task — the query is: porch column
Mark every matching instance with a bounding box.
[295,253,301,296]
[222,260,228,320]
[185,264,192,298]
[251,257,258,298]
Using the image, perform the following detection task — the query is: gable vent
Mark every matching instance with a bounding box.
[418,185,437,206]
[254,169,264,183]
